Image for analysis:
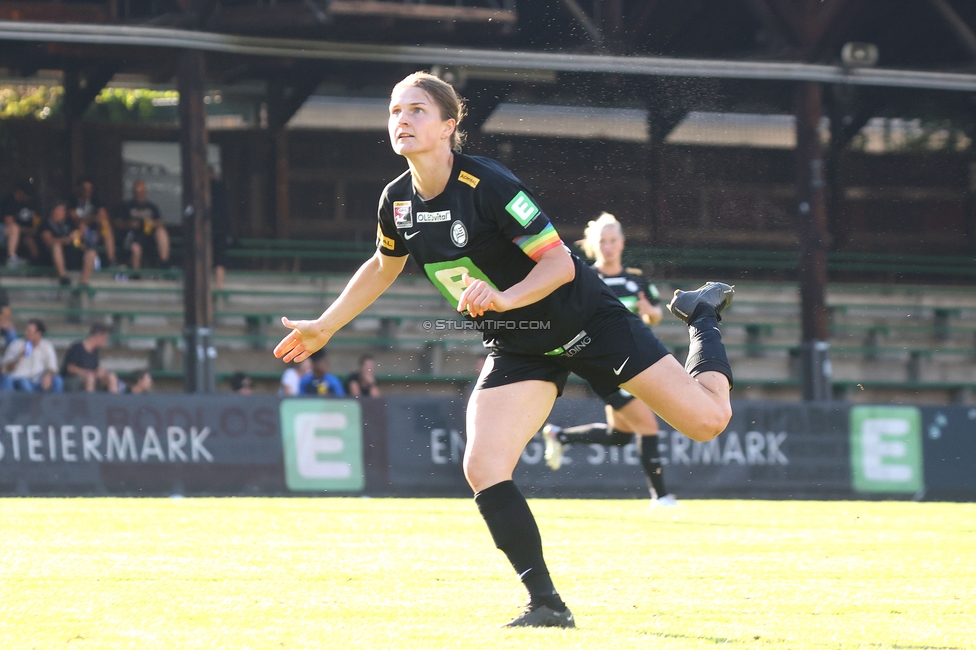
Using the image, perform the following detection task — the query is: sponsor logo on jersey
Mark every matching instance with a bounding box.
[458,171,480,188]
[546,329,590,357]
[417,210,452,223]
[563,332,592,357]
[393,201,413,228]
[505,191,540,226]
[376,225,396,251]
[450,220,468,247]
[613,357,630,375]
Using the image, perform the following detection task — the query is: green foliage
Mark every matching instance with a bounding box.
[92,87,178,123]
[0,498,973,648]
[0,85,62,120]
[0,85,179,123]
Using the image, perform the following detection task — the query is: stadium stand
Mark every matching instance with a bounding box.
[1,266,972,403]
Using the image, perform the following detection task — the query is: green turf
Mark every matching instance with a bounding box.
[1,498,973,649]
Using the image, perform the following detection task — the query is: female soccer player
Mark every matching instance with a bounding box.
[541,212,677,506]
[274,71,734,628]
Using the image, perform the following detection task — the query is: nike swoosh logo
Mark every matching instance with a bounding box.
[404,231,420,240]
[613,357,630,376]
[518,568,532,579]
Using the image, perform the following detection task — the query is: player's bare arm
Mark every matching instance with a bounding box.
[456,246,575,317]
[274,251,407,363]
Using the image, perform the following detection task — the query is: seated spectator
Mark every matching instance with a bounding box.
[114,180,171,275]
[0,179,40,267]
[347,354,381,398]
[0,318,62,392]
[230,371,254,395]
[280,358,311,396]
[299,349,345,397]
[61,323,119,393]
[69,177,117,267]
[124,369,153,394]
[0,283,15,347]
[38,201,98,287]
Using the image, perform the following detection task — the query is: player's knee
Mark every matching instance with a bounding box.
[462,456,484,490]
[685,402,732,442]
[463,455,501,492]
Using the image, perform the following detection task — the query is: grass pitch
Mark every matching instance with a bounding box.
[0,498,973,649]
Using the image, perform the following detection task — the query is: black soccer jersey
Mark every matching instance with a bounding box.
[376,153,622,355]
[596,267,660,316]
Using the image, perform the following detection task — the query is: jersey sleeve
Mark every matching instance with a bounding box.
[375,193,408,257]
[645,282,661,306]
[479,177,564,262]
[626,267,659,305]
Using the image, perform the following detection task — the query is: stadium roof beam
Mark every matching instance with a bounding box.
[3,20,976,92]
[926,0,976,60]
[558,0,606,50]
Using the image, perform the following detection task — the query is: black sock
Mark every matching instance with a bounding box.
[557,423,632,446]
[474,481,565,611]
[685,305,734,389]
[638,434,668,498]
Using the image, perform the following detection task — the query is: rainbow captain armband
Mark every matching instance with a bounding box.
[513,224,563,261]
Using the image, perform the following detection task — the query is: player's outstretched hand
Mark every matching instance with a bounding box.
[274,317,331,363]
[458,273,505,317]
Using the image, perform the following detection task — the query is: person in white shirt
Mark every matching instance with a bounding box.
[1,318,63,392]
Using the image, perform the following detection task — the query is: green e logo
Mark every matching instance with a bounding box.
[505,191,540,226]
[280,399,364,491]
[850,406,923,493]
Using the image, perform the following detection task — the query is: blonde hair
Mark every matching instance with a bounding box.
[577,212,624,260]
[392,71,467,152]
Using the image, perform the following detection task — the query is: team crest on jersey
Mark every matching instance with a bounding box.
[450,220,468,247]
[393,201,413,228]
[417,210,451,223]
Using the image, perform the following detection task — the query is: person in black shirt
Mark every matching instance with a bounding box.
[347,354,381,398]
[62,322,119,392]
[38,201,98,286]
[69,178,117,267]
[275,72,734,628]
[542,212,677,506]
[0,180,39,266]
[114,180,172,272]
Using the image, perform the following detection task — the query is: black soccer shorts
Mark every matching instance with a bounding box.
[476,307,671,401]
